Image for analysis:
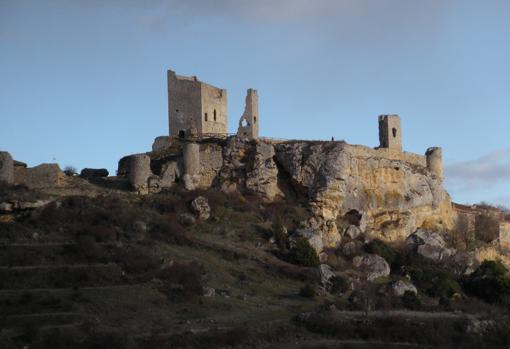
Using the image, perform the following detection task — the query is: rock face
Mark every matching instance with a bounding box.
[319,264,335,288]
[406,229,454,262]
[352,254,391,281]
[190,196,211,221]
[0,151,14,184]
[245,142,279,201]
[275,142,453,251]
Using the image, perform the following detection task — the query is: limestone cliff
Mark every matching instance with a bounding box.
[123,136,453,253]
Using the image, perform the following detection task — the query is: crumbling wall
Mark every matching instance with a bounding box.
[128,154,152,193]
[378,114,402,151]
[201,83,227,135]
[237,89,259,139]
[0,151,14,184]
[14,164,63,189]
[426,147,443,179]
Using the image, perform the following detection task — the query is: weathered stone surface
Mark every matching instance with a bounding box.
[190,196,211,221]
[203,286,216,297]
[0,151,14,184]
[319,264,335,288]
[344,225,362,240]
[391,280,417,296]
[80,168,109,178]
[291,227,324,254]
[342,241,362,257]
[406,229,454,262]
[275,141,453,251]
[352,254,390,281]
[160,161,180,188]
[245,142,279,201]
[15,164,62,189]
[18,200,51,210]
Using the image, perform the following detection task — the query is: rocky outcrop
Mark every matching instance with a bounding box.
[245,142,280,201]
[406,229,454,262]
[275,142,453,251]
[352,254,391,281]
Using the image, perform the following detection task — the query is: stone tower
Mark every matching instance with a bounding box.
[378,115,402,151]
[237,89,259,139]
[167,70,228,138]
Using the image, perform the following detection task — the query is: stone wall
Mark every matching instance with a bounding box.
[0,151,14,184]
[200,83,227,135]
[14,164,63,189]
[237,89,259,139]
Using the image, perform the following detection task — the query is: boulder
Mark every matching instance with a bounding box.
[391,280,417,296]
[406,229,454,262]
[190,196,211,221]
[319,264,335,288]
[342,241,362,257]
[203,286,216,297]
[344,225,362,240]
[0,151,14,184]
[80,168,109,178]
[0,202,14,213]
[291,227,324,254]
[352,254,391,281]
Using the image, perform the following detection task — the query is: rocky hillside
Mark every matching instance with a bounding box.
[1,179,510,348]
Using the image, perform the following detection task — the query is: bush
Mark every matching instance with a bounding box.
[463,260,510,304]
[63,166,77,177]
[287,238,320,267]
[330,276,350,295]
[364,239,399,266]
[401,291,421,310]
[399,253,461,299]
[475,213,500,243]
[299,283,315,298]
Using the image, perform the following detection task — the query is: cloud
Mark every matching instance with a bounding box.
[445,149,510,191]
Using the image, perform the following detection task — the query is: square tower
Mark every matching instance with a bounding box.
[237,89,259,139]
[378,114,402,151]
[167,70,227,138]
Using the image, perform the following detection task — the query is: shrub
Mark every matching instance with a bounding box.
[287,238,320,267]
[299,283,315,298]
[400,253,461,299]
[364,239,399,266]
[330,275,350,295]
[63,166,77,177]
[463,260,510,304]
[401,291,421,310]
[475,213,500,243]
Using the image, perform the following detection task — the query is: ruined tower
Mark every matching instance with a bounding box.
[426,147,443,179]
[167,70,227,138]
[237,89,259,139]
[378,115,402,151]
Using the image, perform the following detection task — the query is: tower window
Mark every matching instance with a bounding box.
[254,116,257,124]
[214,109,217,121]
[392,128,397,138]
[204,113,208,121]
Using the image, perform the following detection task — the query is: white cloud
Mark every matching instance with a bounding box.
[445,149,510,191]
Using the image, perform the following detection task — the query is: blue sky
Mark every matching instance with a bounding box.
[1,0,509,207]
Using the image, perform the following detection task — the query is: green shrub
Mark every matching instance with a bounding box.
[299,283,316,298]
[287,238,320,267]
[364,239,399,266]
[330,276,350,294]
[401,254,461,299]
[464,260,510,304]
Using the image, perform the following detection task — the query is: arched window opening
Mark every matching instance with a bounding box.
[214,109,217,121]
[392,128,397,138]
[254,116,257,124]
[204,113,208,122]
